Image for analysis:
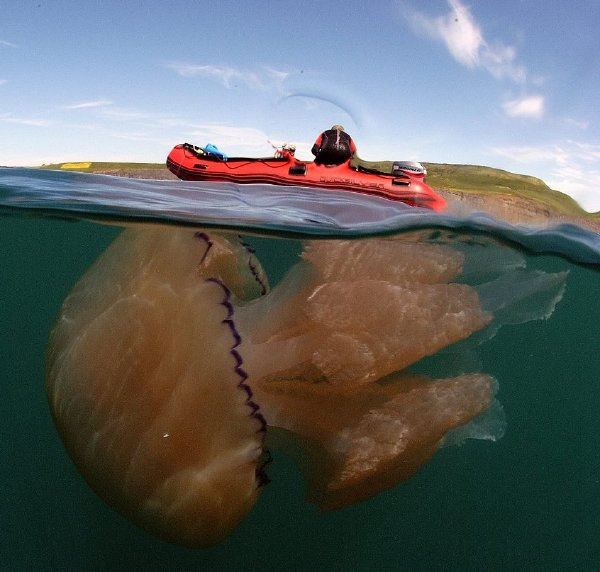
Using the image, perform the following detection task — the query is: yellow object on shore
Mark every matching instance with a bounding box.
[61,162,92,169]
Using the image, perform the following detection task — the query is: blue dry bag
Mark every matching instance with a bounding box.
[202,143,228,160]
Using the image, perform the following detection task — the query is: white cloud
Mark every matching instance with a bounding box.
[0,113,53,127]
[99,107,165,122]
[546,171,600,213]
[0,39,17,48]
[569,141,600,161]
[0,79,7,86]
[108,131,155,142]
[418,0,483,67]
[263,66,290,83]
[166,62,289,90]
[564,118,589,130]
[490,141,600,212]
[502,95,545,118]
[490,144,569,165]
[63,99,113,109]
[404,0,526,83]
[188,124,274,151]
[90,105,191,130]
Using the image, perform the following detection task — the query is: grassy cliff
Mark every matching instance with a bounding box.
[40,161,166,172]
[355,159,591,217]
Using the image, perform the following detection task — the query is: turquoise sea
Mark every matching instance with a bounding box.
[1,168,599,571]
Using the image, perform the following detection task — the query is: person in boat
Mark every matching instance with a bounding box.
[274,143,296,160]
[311,125,357,165]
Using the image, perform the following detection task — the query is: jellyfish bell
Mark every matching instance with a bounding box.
[46,229,270,547]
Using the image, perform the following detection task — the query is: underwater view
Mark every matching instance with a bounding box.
[2,1,600,570]
[1,167,599,570]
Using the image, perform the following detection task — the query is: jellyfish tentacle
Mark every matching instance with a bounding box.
[232,237,498,510]
[256,371,494,509]
[301,238,465,284]
[237,238,492,386]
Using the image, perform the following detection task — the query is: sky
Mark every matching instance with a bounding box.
[1,0,600,212]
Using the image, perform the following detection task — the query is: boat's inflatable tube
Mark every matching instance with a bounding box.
[167,144,446,211]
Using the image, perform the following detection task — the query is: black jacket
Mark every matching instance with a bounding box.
[311,129,356,165]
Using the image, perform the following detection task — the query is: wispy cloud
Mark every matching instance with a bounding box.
[490,141,600,212]
[188,124,275,150]
[186,122,311,157]
[57,120,178,147]
[502,95,545,119]
[403,0,526,83]
[0,39,17,48]
[0,79,7,86]
[99,106,172,122]
[548,169,600,213]
[0,113,53,127]
[570,141,600,162]
[166,62,290,90]
[63,99,113,109]
[564,117,589,130]
[491,144,568,165]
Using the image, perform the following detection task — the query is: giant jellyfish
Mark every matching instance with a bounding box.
[45,227,567,546]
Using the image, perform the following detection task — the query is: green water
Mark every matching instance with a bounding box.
[1,216,599,571]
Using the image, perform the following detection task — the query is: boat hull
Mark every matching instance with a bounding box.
[166,144,446,211]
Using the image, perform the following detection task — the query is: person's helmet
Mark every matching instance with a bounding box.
[331,124,345,131]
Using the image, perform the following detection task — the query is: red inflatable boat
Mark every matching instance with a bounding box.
[166,143,446,211]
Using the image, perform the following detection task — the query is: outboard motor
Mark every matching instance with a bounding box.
[391,161,427,180]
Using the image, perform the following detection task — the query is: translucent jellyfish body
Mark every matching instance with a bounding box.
[46,228,567,546]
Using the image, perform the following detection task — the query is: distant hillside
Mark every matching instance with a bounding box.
[39,161,177,180]
[40,161,166,172]
[355,159,591,218]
